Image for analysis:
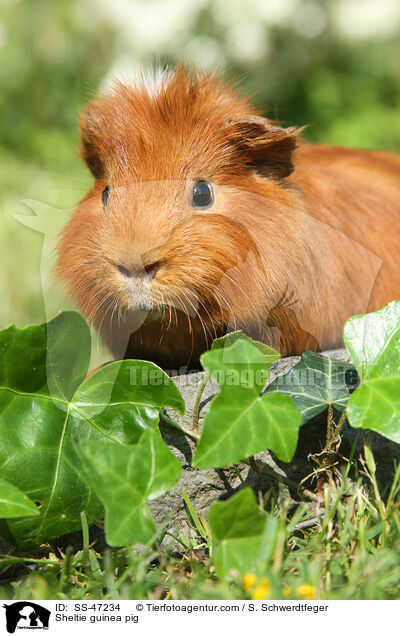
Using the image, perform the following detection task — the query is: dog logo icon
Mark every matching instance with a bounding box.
[3,602,50,633]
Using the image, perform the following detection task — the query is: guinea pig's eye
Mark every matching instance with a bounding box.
[191,180,214,209]
[101,186,110,209]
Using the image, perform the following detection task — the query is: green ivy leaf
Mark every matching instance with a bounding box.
[344,301,400,443]
[0,312,184,548]
[265,351,354,424]
[0,310,89,398]
[0,477,39,519]
[209,488,278,579]
[79,430,181,546]
[211,330,281,364]
[193,339,301,468]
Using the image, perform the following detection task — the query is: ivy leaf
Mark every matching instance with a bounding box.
[344,301,400,380]
[193,339,301,468]
[79,430,182,546]
[0,310,89,398]
[0,477,39,519]
[344,301,400,443]
[211,330,280,364]
[0,312,184,548]
[265,351,355,424]
[209,488,278,579]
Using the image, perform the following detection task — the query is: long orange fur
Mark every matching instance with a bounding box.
[57,69,400,369]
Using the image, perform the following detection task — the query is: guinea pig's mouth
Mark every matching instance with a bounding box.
[137,306,165,318]
[128,302,171,319]
[131,301,199,322]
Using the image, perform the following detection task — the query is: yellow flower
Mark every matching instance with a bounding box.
[242,573,257,591]
[251,578,271,600]
[282,585,292,597]
[297,583,315,600]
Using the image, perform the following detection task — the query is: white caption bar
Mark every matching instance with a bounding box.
[1,599,394,635]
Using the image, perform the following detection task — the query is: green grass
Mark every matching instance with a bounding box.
[1,459,400,601]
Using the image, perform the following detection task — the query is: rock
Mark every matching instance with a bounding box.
[150,349,342,540]
[153,369,289,544]
[150,347,400,544]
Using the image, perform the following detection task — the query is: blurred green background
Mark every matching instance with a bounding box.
[1,0,400,346]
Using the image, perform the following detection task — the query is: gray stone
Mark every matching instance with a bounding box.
[149,349,341,540]
[150,347,400,545]
[152,368,290,544]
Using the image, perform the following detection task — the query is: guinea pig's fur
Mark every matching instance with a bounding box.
[57,68,400,370]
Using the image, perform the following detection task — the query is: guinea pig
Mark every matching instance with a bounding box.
[57,68,400,370]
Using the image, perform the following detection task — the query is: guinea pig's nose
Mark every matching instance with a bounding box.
[117,261,160,280]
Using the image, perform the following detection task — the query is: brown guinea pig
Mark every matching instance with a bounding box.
[57,68,400,370]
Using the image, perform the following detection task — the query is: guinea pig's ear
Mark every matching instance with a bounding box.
[225,116,299,179]
[79,102,104,178]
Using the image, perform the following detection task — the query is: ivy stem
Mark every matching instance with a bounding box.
[332,409,347,444]
[315,407,348,494]
[192,372,211,434]
[160,409,200,442]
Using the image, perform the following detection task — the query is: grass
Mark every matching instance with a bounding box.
[1,455,400,601]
